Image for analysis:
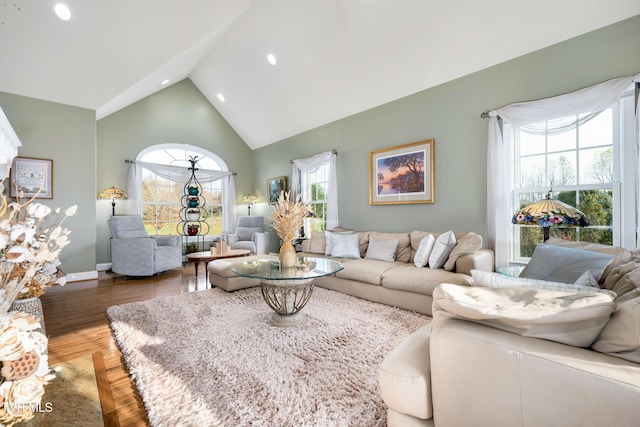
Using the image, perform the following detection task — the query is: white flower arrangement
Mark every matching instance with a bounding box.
[0,177,76,425]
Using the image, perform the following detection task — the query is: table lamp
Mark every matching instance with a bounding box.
[98,186,128,216]
[241,194,259,216]
[512,189,588,241]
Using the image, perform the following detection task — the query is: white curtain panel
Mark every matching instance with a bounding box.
[487,73,640,268]
[291,150,338,230]
[222,174,237,234]
[125,161,141,215]
[0,107,22,181]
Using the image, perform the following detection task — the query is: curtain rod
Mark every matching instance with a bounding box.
[480,111,501,120]
[124,160,237,175]
[290,149,337,164]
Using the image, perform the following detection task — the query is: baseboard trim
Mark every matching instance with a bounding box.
[96,263,111,272]
[66,270,99,282]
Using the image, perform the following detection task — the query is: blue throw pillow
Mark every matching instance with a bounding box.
[524,243,614,284]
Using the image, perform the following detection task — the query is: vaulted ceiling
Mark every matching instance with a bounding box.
[1,1,639,149]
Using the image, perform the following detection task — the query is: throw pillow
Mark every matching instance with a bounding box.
[592,297,640,363]
[433,283,616,347]
[329,232,360,258]
[443,232,483,271]
[365,238,398,262]
[414,234,436,268]
[428,231,457,269]
[524,243,614,284]
[471,269,611,295]
[324,230,353,255]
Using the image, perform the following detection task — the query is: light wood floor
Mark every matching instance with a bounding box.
[40,264,209,427]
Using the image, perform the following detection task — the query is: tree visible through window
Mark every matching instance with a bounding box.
[512,94,632,261]
[138,145,227,237]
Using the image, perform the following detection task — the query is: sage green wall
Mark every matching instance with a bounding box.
[0,92,96,275]
[96,79,254,263]
[253,15,640,242]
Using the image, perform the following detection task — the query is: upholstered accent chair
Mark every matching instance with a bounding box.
[223,216,270,255]
[108,215,182,276]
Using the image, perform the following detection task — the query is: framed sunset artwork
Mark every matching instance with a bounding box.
[369,139,434,205]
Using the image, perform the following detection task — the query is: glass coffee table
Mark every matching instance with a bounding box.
[233,256,344,326]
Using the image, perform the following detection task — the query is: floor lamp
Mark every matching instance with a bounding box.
[512,189,589,241]
[241,194,259,216]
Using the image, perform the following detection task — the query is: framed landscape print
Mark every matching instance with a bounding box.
[9,157,54,199]
[267,176,287,204]
[369,139,434,205]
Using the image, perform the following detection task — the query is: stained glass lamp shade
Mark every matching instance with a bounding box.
[98,187,128,216]
[512,190,588,241]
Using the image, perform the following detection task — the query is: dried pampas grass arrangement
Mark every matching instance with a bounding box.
[271,191,308,243]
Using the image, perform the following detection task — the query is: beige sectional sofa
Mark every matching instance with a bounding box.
[298,229,494,315]
[208,228,494,315]
[380,238,640,426]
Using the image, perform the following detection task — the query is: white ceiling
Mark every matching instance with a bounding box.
[1,1,639,149]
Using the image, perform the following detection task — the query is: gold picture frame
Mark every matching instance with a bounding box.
[369,139,434,205]
[267,176,287,204]
[9,156,54,199]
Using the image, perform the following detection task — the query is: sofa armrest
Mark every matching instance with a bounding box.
[430,317,640,427]
[152,235,180,247]
[224,233,239,244]
[379,324,433,421]
[253,232,270,255]
[301,239,311,252]
[455,249,494,275]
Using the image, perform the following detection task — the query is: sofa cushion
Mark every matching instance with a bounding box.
[329,232,360,258]
[429,231,456,269]
[307,231,326,254]
[414,234,435,268]
[443,232,482,271]
[336,259,399,285]
[602,262,640,302]
[523,243,614,284]
[471,270,605,293]
[433,283,616,347]
[379,324,433,420]
[365,237,398,262]
[382,265,472,296]
[592,296,640,363]
[356,231,371,258]
[369,232,411,262]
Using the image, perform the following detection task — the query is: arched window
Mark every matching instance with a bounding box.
[137,144,229,237]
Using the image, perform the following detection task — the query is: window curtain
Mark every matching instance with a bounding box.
[487,73,640,268]
[126,160,237,232]
[291,151,338,230]
[0,106,21,181]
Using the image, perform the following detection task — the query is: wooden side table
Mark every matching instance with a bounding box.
[187,249,250,280]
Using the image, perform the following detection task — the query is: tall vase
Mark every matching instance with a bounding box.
[279,240,297,268]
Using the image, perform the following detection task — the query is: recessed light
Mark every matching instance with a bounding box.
[54,3,71,21]
[161,79,170,86]
[217,93,225,102]
[267,54,277,66]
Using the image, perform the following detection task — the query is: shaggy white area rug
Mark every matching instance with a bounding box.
[107,286,430,427]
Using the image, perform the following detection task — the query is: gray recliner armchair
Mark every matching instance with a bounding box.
[223,216,270,255]
[108,215,182,276]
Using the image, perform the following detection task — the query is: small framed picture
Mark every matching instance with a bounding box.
[267,176,287,204]
[370,139,434,205]
[9,157,54,199]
